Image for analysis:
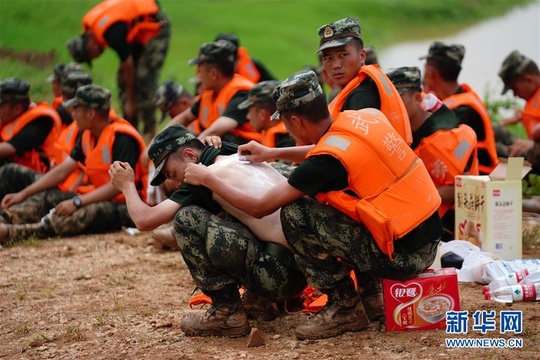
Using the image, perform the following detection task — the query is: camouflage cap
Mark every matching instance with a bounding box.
[66,34,91,65]
[188,40,236,66]
[237,80,280,110]
[155,80,184,110]
[63,84,111,111]
[498,50,533,95]
[214,33,240,49]
[61,71,93,100]
[419,41,465,67]
[386,66,422,93]
[46,63,66,83]
[148,125,197,186]
[317,17,361,53]
[0,78,30,104]
[270,70,323,120]
[364,46,379,66]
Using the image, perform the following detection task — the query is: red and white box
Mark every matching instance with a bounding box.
[383,268,460,332]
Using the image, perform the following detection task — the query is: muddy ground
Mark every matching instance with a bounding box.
[1,223,539,360]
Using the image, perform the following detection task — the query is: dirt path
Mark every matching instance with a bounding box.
[1,230,539,360]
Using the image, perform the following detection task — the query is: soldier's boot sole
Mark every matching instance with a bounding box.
[180,311,251,338]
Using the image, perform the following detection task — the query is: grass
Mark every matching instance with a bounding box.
[0,0,533,112]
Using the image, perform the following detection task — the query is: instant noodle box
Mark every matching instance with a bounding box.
[383,267,460,331]
[454,157,531,260]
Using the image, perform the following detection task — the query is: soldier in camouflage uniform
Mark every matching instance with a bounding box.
[183,70,443,340]
[0,85,145,244]
[67,0,170,141]
[109,125,306,338]
[498,51,540,170]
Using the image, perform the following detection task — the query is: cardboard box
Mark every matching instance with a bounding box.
[383,268,460,332]
[454,157,531,260]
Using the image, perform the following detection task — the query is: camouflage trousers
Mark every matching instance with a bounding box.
[118,10,171,137]
[281,198,439,291]
[173,206,306,302]
[0,163,134,238]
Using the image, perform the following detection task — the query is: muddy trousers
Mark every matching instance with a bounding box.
[281,197,439,291]
[173,206,306,302]
[0,163,134,237]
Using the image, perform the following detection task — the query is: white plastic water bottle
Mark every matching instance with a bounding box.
[422,93,444,112]
[485,283,540,303]
[482,267,540,293]
[519,270,540,285]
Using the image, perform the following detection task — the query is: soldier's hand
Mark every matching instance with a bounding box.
[201,136,222,148]
[1,192,25,209]
[238,141,271,163]
[109,161,135,192]
[184,163,211,186]
[508,139,534,157]
[54,199,76,216]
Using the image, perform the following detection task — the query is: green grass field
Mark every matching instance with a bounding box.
[0,0,532,111]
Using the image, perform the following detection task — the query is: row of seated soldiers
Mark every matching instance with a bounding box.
[1,28,539,245]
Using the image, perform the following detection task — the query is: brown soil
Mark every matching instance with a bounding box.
[1,226,539,360]
[0,46,57,69]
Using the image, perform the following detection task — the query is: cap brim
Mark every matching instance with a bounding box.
[188,58,202,66]
[63,98,80,108]
[317,37,354,53]
[46,75,55,83]
[270,110,280,121]
[150,158,168,186]
[418,55,428,60]
[237,99,254,110]
[501,84,511,95]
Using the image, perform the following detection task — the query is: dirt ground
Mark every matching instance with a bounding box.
[1,222,539,360]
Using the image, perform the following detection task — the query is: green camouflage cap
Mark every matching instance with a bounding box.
[155,80,184,109]
[419,41,465,67]
[214,33,240,49]
[386,66,422,93]
[498,50,533,95]
[66,35,91,65]
[271,70,323,120]
[148,125,197,186]
[63,84,111,111]
[0,78,30,104]
[61,71,93,100]
[188,40,236,66]
[317,17,361,53]
[237,80,280,110]
[364,46,379,66]
[46,63,66,83]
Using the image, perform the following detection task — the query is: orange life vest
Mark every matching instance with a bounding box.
[443,84,499,174]
[82,0,161,46]
[414,124,479,217]
[236,47,261,83]
[79,118,148,202]
[54,122,87,192]
[328,65,413,145]
[522,87,540,139]
[307,109,441,259]
[261,122,289,148]
[52,96,63,108]
[1,102,61,173]
[199,74,262,142]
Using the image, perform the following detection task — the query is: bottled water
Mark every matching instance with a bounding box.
[482,267,540,293]
[520,270,540,285]
[422,93,443,112]
[485,283,540,303]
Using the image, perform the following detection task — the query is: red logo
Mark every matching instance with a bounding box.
[493,189,501,196]
[390,283,422,302]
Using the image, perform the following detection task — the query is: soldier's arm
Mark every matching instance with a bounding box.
[168,106,196,128]
[197,116,238,139]
[0,142,17,158]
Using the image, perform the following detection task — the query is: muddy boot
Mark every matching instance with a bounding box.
[356,272,385,321]
[241,290,280,321]
[295,277,369,340]
[180,284,251,338]
[0,222,52,245]
[151,224,178,250]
